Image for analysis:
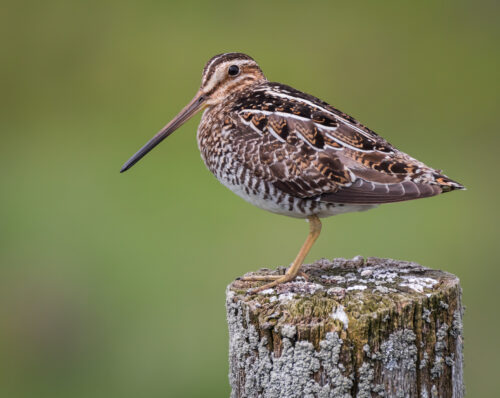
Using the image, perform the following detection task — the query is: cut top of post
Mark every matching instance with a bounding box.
[230,257,459,343]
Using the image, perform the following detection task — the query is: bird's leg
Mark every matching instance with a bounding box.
[247,215,322,293]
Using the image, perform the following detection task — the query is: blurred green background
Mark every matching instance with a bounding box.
[1,0,498,397]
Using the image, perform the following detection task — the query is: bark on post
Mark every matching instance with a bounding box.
[226,257,464,398]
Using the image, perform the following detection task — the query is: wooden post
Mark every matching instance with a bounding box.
[226,257,464,398]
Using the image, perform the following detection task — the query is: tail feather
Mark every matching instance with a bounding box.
[432,172,465,192]
[319,172,464,205]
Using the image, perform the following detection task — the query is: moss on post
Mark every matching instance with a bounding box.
[226,257,464,398]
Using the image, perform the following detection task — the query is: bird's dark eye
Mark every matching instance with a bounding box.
[228,65,240,76]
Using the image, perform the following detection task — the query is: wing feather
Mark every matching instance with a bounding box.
[229,83,463,204]
[319,179,443,204]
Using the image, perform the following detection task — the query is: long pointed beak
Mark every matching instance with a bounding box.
[120,91,206,173]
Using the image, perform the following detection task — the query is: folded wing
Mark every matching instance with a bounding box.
[229,83,463,204]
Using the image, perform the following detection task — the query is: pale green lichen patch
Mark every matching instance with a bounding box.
[227,257,464,398]
[356,362,375,398]
[431,323,449,379]
[381,329,417,372]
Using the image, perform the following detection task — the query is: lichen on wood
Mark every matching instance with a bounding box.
[226,257,464,398]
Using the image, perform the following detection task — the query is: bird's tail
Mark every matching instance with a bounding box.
[432,172,465,192]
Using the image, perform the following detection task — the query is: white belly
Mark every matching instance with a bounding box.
[215,169,378,219]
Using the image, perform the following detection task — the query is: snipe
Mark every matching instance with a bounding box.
[121,53,463,293]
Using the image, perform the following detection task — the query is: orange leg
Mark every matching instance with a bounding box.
[244,215,322,293]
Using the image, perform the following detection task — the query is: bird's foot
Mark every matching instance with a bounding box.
[248,275,293,294]
[239,275,282,282]
[240,271,308,282]
[244,271,308,294]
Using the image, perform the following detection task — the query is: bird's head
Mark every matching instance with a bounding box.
[120,53,265,172]
[199,53,266,105]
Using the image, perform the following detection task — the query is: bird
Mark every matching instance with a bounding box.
[120,52,464,293]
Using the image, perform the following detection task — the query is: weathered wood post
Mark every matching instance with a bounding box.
[226,257,464,398]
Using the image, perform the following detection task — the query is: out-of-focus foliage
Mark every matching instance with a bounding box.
[0,1,498,397]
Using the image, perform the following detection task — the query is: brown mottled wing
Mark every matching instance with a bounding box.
[227,118,341,199]
[232,112,349,199]
[230,83,463,204]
